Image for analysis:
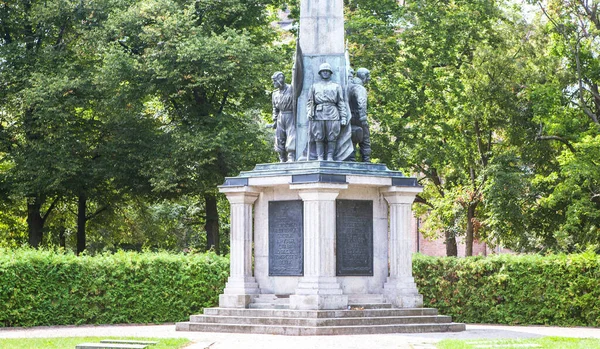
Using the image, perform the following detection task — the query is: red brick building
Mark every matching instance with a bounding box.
[410,216,511,257]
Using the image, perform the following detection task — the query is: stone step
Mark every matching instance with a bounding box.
[76,344,147,349]
[100,340,158,345]
[248,303,290,309]
[249,294,291,308]
[347,294,386,303]
[347,303,392,309]
[189,314,452,327]
[252,294,290,302]
[202,307,439,318]
[176,322,466,335]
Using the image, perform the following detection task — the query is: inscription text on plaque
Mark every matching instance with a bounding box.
[336,199,373,276]
[269,200,304,276]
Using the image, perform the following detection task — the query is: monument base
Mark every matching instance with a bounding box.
[290,277,348,310]
[218,294,257,308]
[176,305,466,335]
[218,277,260,308]
[383,277,424,308]
[175,162,465,334]
[290,276,348,309]
[289,294,349,310]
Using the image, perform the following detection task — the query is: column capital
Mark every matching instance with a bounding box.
[290,182,347,202]
[219,186,261,205]
[381,186,423,205]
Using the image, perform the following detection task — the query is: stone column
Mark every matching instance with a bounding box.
[289,182,349,310]
[382,186,424,308]
[218,186,261,308]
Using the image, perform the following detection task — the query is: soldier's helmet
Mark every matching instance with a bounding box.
[271,71,285,80]
[357,68,370,78]
[318,63,333,74]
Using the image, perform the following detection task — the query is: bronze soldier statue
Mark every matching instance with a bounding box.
[271,72,296,162]
[307,63,348,161]
[348,67,371,162]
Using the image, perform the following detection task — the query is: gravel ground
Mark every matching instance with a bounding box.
[1,323,599,348]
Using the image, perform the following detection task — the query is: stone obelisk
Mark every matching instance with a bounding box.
[295,0,353,161]
[288,0,351,310]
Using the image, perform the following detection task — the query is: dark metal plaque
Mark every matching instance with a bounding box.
[336,200,373,276]
[269,200,303,276]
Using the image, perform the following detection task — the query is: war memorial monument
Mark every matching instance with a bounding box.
[176,0,466,335]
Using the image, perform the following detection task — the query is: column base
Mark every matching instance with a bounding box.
[219,276,260,308]
[289,276,348,310]
[383,277,423,308]
[219,294,257,308]
[222,276,260,294]
[289,294,348,310]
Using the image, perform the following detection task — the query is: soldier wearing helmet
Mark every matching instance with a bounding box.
[306,63,348,161]
[271,71,296,162]
[348,67,371,162]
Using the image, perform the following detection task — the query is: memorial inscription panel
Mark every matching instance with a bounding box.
[336,199,373,276]
[269,200,304,276]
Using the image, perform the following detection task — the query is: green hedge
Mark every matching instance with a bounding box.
[413,252,600,326]
[0,249,229,327]
[3,249,599,328]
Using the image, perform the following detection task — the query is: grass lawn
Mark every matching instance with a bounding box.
[437,337,600,349]
[0,337,190,349]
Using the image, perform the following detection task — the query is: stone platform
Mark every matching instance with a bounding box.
[176,304,466,336]
[175,161,466,335]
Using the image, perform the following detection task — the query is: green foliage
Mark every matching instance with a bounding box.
[511,0,600,251]
[0,0,278,252]
[346,0,600,254]
[0,248,229,327]
[413,252,600,326]
[346,0,538,254]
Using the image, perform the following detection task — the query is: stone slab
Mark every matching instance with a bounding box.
[186,314,452,327]
[220,161,421,187]
[179,322,466,336]
[100,340,157,345]
[200,307,439,318]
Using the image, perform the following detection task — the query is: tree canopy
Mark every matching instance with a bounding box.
[0,0,599,255]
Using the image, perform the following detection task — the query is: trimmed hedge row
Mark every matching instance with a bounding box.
[413,252,600,326]
[0,249,228,327]
[3,249,599,327]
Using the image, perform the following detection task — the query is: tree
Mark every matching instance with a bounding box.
[346,0,543,255]
[0,0,165,252]
[100,0,278,253]
[510,0,600,251]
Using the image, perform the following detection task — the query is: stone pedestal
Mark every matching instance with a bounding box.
[382,187,423,308]
[217,162,423,309]
[219,187,261,308]
[289,183,348,310]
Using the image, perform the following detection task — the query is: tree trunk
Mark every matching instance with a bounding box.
[58,227,66,249]
[77,194,87,255]
[27,197,45,248]
[204,193,220,254]
[445,229,458,257]
[465,202,478,256]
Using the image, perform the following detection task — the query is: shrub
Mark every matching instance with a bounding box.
[413,252,600,326]
[0,248,229,327]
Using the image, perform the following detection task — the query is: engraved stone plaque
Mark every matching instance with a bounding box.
[269,200,304,276]
[336,199,373,276]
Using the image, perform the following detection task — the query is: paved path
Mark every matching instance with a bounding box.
[1,324,599,348]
